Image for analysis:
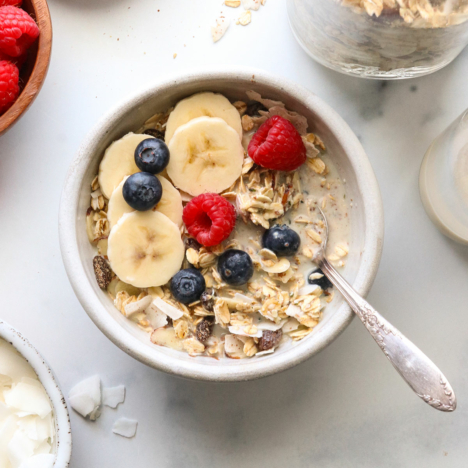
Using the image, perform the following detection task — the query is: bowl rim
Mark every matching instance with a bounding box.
[0,0,52,136]
[59,67,384,382]
[0,320,72,466]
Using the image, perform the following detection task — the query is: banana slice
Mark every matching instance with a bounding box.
[108,211,184,288]
[107,175,183,228]
[165,92,242,144]
[167,116,244,196]
[98,133,154,198]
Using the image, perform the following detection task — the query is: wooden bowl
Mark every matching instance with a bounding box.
[0,0,52,136]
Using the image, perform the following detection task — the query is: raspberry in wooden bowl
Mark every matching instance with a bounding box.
[0,0,52,136]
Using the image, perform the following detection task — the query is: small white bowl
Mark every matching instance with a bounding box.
[0,320,72,466]
[59,68,384,382]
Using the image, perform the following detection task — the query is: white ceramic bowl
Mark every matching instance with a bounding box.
[0,320,72,465]
[59,68,384,382]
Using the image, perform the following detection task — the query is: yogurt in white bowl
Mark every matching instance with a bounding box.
[0,321,72,467]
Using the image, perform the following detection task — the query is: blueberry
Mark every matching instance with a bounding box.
[170,268,206,304]
[134,138,170,174]
[217,249,254,286]
[262,224,301,257]
[308,269,332,290]
[122,172,162,211]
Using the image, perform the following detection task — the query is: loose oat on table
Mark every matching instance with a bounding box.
[86,90,351,360]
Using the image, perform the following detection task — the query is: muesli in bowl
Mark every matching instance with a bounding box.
[86,90,351,359]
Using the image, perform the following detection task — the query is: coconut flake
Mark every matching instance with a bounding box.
[285,304,304,320]
[228,326,262,338]
[145,304,168,329]
[297,284,320,296]
[124,295,152,317]
[152,297,184,320]
[256,319,286,331]
[18,454,55,468]
[4,382,52,419]
[282,318,300,333]
[256,348,276,357]
[233,293,256,304]
[8,429,37,467]
[102,385,126,409]
[261,258,290,273]
[224,335,246,358]
[112,418,138,438]
[68,375,101,419]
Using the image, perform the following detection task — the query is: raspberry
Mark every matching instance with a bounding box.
[0,59,19,113]
[248,115,306,172]
[0,0,22,6]
[0,6,39,57]
[183,193,236,247]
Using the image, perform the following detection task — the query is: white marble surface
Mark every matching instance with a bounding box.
[0,0,467,466]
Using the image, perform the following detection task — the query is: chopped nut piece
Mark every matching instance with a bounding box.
[233,101,247,116]
[93,256,112,289]
[258,329,283,351]
[241,114,254,131]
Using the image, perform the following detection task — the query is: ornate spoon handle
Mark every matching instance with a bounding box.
[319,257,456,412]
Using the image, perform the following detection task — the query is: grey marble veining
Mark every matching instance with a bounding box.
[0,0,466,466]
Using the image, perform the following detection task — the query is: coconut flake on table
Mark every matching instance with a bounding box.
[112,418,138,438]
[102,385,126,409]
[151,297,184,320]
[68,375,101,419]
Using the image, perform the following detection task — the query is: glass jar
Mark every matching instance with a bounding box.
[419,109,468,245]
[287,0,468,79]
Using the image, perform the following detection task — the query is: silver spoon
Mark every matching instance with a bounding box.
[313,208,456,412]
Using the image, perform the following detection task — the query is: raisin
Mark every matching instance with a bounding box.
[93,256,113,289]
[200,290,215,312]
[258,329,283,351]
[246,101,268,117]
[196,319,214,343]
[184,237,201,251]
[143,128,165,140]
